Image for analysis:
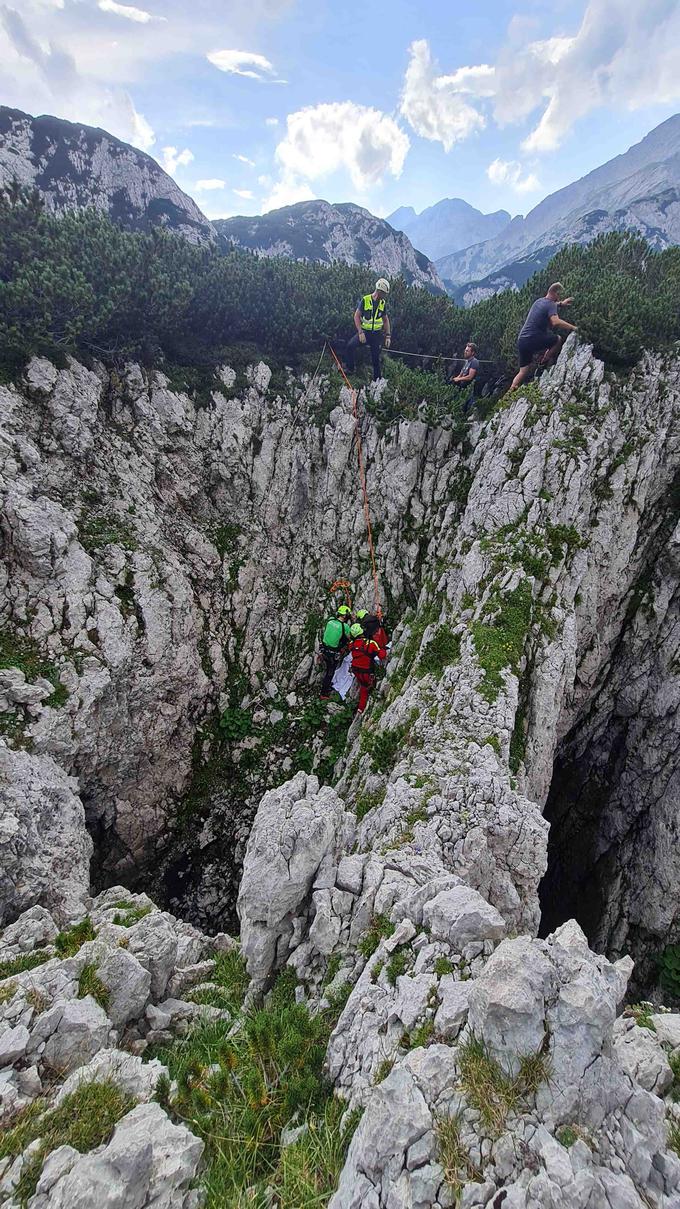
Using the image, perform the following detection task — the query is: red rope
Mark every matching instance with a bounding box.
[328,345,382,616]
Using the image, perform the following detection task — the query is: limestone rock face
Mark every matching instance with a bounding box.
[0,748,92,926]
[238,771,355,991]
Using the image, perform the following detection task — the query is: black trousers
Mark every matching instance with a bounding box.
[345,331,383,380]
[320,648,339,696]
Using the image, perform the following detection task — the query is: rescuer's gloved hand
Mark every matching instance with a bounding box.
[358,331,366,344]
[384,336,391,349]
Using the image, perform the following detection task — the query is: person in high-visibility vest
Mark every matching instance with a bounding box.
[319,605,352,699]
[345,278,392,381]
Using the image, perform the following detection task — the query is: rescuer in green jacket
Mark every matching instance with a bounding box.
[345,279,392,381]
[319,605,352,699]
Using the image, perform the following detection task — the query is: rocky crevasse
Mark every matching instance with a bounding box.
[1,337,680,1205]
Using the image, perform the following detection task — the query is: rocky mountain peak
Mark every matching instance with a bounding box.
[0,105,213,244]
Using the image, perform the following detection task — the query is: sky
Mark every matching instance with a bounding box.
[2,0,680,223]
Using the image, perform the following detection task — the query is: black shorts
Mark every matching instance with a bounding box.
[517,333,559,368]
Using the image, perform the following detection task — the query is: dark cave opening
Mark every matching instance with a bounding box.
[538,723,631,949]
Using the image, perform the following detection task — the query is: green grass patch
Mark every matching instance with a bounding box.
[404,1019,434,1049]
[78,513,138,553]
[0,628,68,708]
[112,905,153,928]
[434,957,454,976]
[358,915,395,959]
[78,963,110,1011]
[656,945,680,1000]
[374,1059,394,1084]
[0,981,17,1004]
[55,917,96,957]
[471,581,533,702]
[187,949,249,1013]
[386,948,410,987]
[354,786,386,822]
[416,625,461,679]
[0,1081,136,1205]
[0,951,51,980]
[436,1113,482,1197]
[457,1035,550,1136]
[155,967,355,1208]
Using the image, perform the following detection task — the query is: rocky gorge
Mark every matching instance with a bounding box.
[1,334,680,1206]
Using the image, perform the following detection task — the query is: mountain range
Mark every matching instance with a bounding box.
[0,106,442,291]
[386,198,511,262]
[437,114,680,302]
[2,103,680,305]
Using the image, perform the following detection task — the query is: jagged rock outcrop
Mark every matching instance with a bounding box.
[0,106,213,245]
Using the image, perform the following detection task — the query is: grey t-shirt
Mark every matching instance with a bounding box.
[461,356,479,377]
[519,297,558,340]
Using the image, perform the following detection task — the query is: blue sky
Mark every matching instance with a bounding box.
[2,0,680,222]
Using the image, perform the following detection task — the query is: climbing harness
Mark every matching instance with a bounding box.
[328,344,382,617]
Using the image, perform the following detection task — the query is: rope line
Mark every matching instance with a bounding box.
[328,343,382,616]
[382,346,499,365]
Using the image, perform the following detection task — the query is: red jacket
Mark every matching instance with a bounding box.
[350,636,387,673]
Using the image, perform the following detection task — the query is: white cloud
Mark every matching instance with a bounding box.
[263,101,410,212]
[262,178,315,211]
[233,188,254,199]
[207,49,285,83]
[234,153,255,167]
[97,0,156,24]
[195,178,226,190]
[399,4,680,158]
[161,146,194,174]
[495,0,680,153]
[0,5,156,149]
[487,158,540,194]
[400,40,493,151]
[265,116,279,127]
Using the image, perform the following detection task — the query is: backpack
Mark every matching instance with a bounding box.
[322,617,346,650]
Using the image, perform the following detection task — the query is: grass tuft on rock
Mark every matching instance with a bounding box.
[112,905,153,928]
[0,1081,136,1205]
[155,966,357,1208]
[436,1113,482,1197]
[78,963,110,1011]
[187,949,249,1013]
[416,625,461,680]
[358,915,395,959]
[457,1035,551,1135]
[55,916,96,957]
[0,951,52,981]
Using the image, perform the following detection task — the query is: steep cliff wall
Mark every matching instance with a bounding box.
[3,338,680,1205]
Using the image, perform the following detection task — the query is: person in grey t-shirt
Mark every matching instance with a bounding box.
[449,341,479,414]
[510,282,576,391]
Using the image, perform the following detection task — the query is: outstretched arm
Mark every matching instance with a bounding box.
[549,313,576,334]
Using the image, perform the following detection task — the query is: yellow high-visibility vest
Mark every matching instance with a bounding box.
[360,294,386,331]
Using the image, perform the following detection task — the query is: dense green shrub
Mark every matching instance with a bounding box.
[1,188,678,378]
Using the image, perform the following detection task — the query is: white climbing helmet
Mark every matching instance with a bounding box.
[375,278,390,294]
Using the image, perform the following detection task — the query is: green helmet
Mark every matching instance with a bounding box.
[355,609,368,620]
[350,623,363,638]
[337,605,351,618]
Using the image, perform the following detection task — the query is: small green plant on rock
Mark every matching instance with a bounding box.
[416,625,461,680]
[78,963,110,1011]
[0,951,51,980]
[112,905,153,928]
[436,1114,482,1198]
[354,786,386,822]
[55,917,96,956]
[457,1035,551,1135]
[434,957,454,976]
[386,948,410,986]
[358,915,395,959]
[0,1081,136,1205]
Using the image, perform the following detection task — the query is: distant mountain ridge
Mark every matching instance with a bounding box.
[0,106,213,244]
[436,114,680,299]
[215,201,445,291]
[386,197,512,262]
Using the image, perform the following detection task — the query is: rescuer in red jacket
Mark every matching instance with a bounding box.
[349,622,387,714]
